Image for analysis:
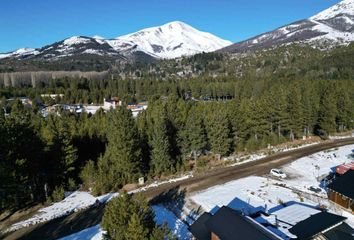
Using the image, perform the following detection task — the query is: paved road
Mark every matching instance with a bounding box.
[4,138,354,240]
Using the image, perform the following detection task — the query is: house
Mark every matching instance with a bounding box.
[190,199,354,240]
[128,101,148,117]
[103,97,122,110]
[189,206,282,240]
[40,94,64,99]
[327,169,354,212]
[7,97,32,108]
[289,211,349,240]
[268,203,352,240]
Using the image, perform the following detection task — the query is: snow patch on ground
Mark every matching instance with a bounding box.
[7,173,193,232]
[228,141,320,167]
[152,205,192,240]
[191,176,305,212]
[8,192,117,232]
[58,205,192,240]
[280,144,354,197]
[191,144,354,228]
[58,224,104,240]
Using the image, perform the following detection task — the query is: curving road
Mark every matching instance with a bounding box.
[4,138,354,240]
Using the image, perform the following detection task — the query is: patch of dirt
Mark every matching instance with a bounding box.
[0,203,46,233]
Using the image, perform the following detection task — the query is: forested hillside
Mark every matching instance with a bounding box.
[1,43,354,211]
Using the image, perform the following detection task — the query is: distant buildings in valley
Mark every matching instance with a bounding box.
[35,94,148,117]
[40,94,65,99]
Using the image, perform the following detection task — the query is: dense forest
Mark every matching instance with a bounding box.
[1,43,354,211]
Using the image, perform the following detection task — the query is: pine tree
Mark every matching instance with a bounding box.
[102,193,156,240]
[125,213,150,240]
[97,107,142,191]
[286,86,303,140]
[318,88,337,136]
[150,114,174,175]
[207,107,232,157]
[181,109,207,159]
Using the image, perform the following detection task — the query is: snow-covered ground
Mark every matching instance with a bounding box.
[57,205,191,240]
[7,173,193,232]
[191,176,307,213]
[152,205,192,240]
[228,141,320,167]
[191,144,354,230]
[8,192,118,232]
[279,144,354,197]
[58,224,103,240]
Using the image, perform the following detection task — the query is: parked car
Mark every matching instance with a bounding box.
[270,169,287,179]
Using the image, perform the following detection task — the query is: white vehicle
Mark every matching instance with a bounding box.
[270,169,287,179]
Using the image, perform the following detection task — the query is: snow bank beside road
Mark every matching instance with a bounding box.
[58,224,103,240]
[8,192,117,232]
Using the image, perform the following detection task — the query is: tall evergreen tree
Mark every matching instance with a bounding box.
[101,193,156,240]
[207,107,232,157]
[318,88,337,136]
[150,114,174,175]
[97,107,142,191]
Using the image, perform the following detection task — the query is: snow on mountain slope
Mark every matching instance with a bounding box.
[0,48,39,59]
[0,21,231,61]
[220,0,354,53]
[107,21,232,59]
[311,0,354,20]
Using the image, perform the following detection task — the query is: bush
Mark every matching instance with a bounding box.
[80,160,97,190]
[67,178,77,192]
[49,186,65,203]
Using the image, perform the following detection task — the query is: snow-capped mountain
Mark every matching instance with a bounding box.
[0,21,232,61]
[220,0,354,53]
[107,21,232,59]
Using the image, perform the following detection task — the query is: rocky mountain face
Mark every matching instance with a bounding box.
[0,21,231,62]
[220,0,354,53]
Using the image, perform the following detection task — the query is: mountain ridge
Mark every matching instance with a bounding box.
[219,0,354,53]
[0,21,232,61]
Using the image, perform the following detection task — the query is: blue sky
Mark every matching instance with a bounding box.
[0,0,340,52]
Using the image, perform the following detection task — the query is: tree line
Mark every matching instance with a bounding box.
[1,77,353,211]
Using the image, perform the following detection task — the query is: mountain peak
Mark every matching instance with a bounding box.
[63,36,92,46]
[311,0,354,20]
[110,21,232,59]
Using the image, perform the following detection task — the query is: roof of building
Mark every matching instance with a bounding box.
[204,206,281,240]
[327,169,354,199]
[270,203,320,226]
[289,211,347,240]
[323,222,354,240]
[188,212,212,240]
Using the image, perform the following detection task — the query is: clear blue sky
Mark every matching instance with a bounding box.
[0,0,340,52]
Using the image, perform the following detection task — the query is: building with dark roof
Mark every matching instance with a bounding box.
[190,201,354,240]
[289,211,348,240]
[189,212,212,240]
[323,222,354,240]
[327,169,354,212]
[189,206,282,240]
